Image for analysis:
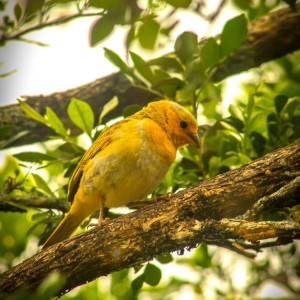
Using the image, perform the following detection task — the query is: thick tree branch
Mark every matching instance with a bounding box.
[1,4,300,149]
[0,140,299,295]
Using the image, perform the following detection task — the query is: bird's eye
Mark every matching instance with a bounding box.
[180,121,188,129]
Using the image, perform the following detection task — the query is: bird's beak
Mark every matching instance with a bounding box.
[190,133,200,148]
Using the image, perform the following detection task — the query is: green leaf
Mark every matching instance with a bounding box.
[285,98,299,119]
[237,153,252,164]
[165,0,192,8]
[195,243,212,268]
[143,263,162,286]
[24,0,44,17]
[275,94,288,114]
[248,112,267,134]
[89,0,117,9]
[14,3,22,22]
[99,96,119,123]
[32,173,56,197]
[156,253,173,264]
[138,19,160,49]
[131,274,144,293]
[200,37,220,69]
[14,152,55,163]
[90,15,115,47]
[130,51,155,84]
[185,57,207,88]
[68,98,94,138]
[18,99,47,125]
[31,211,51,222]
[175,31,198,65]
[46,107,68,137]
[123,104,142,118]
[228,104,244,121]
[147,55,184,72]
[104,48,134,76]
[251,132,266,156]
[155,78,184,98]
[220,14,247,58]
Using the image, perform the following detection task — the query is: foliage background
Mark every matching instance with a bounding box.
[0,0,300,299]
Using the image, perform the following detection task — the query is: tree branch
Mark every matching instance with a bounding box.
[242,176,300,221]
[0,194,68,213]
[0,140,299,295]
[1,12,103,43]
[1,3,300,149]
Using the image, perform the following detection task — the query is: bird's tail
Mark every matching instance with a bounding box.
[42,211,85,249]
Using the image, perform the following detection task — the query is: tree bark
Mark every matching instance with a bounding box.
[1,3,300,149]
[0,140,299,296]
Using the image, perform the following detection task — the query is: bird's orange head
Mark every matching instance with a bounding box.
[139,100,200,149]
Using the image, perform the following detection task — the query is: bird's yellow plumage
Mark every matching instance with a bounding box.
[42,100,199,248]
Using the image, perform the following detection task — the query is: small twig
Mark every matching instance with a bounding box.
[241,176,300,221]
[1,11,103,43]
[209,239,257,258]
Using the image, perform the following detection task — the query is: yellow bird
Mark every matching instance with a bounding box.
[42,100,199,249]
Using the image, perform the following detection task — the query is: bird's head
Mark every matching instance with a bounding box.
[141,100,200,149]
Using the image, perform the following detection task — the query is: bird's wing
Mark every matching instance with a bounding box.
[67,119,131,203]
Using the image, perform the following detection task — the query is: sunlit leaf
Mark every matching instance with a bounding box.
[229,104,244,121]
[32,173,56,197]
[24,0,44,17]
[185,57,207,88]
[248,112,267,135]
[138,19,160,49]
[147,55,184,72]
[46,107,68,137]
[99,96,119,123]
[18,99,47,125]
[220,14,247,58]
[165,0,192,8]
[200,37,220,69]
[155,77,184,98]
[14,152,55,163]
[14,3,22,22]
[195,243,212,268]
[104,48,134,76]
[90,15,115,47]
[175,31,198,65]
[89,0,117,9]
[130,51,155,84]
[67,98,94,138]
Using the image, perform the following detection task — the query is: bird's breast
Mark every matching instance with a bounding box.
[80,119,176,208]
